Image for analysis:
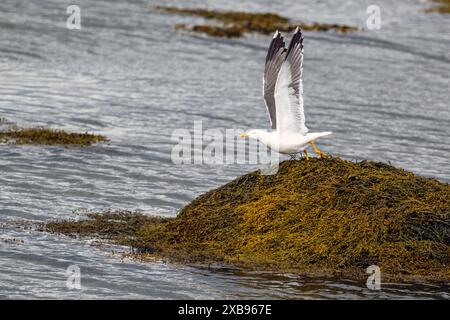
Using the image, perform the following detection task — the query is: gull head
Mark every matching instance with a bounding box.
[240,129,265,140]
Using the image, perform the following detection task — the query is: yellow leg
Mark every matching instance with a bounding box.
[304,150,309,160]
[310,141,327,158]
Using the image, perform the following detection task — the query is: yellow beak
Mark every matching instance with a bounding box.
[240,133,248,138]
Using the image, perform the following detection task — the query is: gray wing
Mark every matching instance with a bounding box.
[263,30,286,130]
[274,27,308,135]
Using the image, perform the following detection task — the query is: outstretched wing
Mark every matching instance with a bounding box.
[274,27,308,135]
[263,30,286,130]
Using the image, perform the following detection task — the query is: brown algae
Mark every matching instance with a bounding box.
[157,6,359,37]
[43,210,168,247]
[175,24,244,38]
[0,126,108,146]
[425,0,450,14]
[43,157,450,282]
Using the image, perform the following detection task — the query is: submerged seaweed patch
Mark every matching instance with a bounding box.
[425,0,450,14]
[175,23,244,38]
[157,6,359,37]
[0,126,108,146]
[43,210,168,247]
[43,158,450,282]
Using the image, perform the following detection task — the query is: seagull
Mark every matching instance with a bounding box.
[240,27,331,160]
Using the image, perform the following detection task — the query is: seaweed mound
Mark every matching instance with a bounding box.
[0,126,107,146]
[157,6,359,38]
[44,158,450,282]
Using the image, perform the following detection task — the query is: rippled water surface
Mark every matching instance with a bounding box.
[0,0,449,299]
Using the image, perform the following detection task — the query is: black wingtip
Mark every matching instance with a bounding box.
[265,30,287,64]
[286,26,304,58]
